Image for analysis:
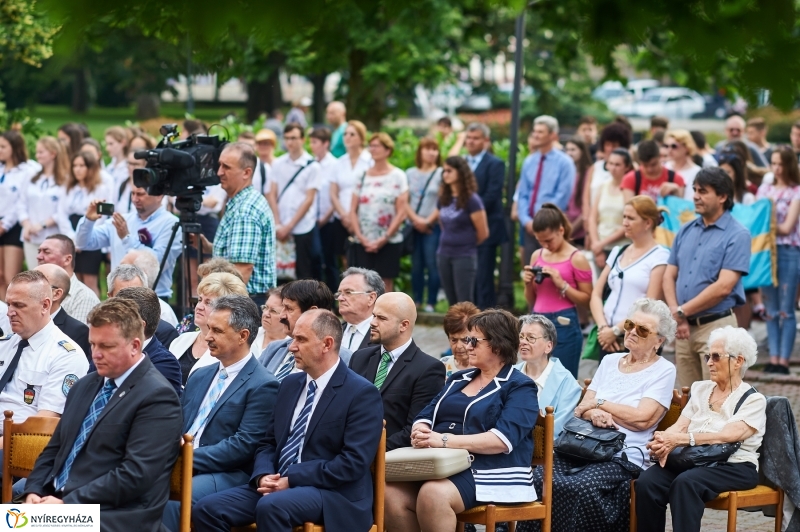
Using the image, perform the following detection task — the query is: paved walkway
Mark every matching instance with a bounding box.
[411,319,794,532]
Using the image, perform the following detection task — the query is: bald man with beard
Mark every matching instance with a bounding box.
[348,292,445,450]
[35,264,92,365]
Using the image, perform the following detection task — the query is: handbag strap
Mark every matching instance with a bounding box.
[278,159,313,201]
[733,386,757,415]
[353,171,367,217]
[414,168,439,214]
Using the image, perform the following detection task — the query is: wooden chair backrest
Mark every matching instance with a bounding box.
[168,434,194,532]
[655,387,690,432]
[578,378,592,403]
[2,410,60,502]
[371,426,386,532]
[532,407,554,517]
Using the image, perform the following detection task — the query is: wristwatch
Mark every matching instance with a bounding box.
[595,398,606,409]
[442,434,450,448]
[612,325,622,337]
[676,306,686,319]
[689,432,695,446]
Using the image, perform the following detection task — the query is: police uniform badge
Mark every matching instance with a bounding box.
[62,374,78,396]
[58,340,76,352]
[23,385,35,405]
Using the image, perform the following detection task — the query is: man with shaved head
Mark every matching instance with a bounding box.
[35,264,91,363]
[348,292,445,450]
[0,271,89,437]
[326,101,347,157]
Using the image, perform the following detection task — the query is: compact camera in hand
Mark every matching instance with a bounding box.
[531,266,550,284]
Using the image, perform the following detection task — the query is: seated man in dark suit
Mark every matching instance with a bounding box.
[337,267,384,351]
[115,287,183,397]
[162,295,279,532]
[350,292,445,450]
[35,263,91,363]
[21,298,183,532]
[259,280,352,379]
[193,309,384,532]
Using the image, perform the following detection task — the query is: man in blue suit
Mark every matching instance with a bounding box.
[193,309,384,532]
[465,123,508,309]
[115,287,183,397]
[162,295,279,532]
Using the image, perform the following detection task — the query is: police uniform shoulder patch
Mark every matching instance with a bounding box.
[62,374,79,396]
[58,340,76,352]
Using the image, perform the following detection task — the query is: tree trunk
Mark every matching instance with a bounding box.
[71,67,89,113]
[135,93,160,119]
[246,52,284,123]
[246,79,270,123]
[346,49,385,131]
[310,73,328,126]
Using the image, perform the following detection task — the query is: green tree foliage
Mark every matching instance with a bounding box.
[0,0,58,67]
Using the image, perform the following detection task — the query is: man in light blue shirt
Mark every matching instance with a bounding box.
[75,186,182,299]
[517,115,576,262]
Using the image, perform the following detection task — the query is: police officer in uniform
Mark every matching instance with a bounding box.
[0,270,89,432]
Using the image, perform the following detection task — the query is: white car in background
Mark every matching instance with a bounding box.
[615,87,706,118]
[593,79,660,112]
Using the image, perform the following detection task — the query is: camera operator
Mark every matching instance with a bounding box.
[197,142,276,307]
[74,185,183,301]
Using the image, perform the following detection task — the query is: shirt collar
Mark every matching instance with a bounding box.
[692,209,731,230]
[217,353,252,379]
[288,151,313,165]
[318,152,336,165]
[305,359,339,392]
[533,359,555,391]
[108,353,145,388]
[142,337,153,350]
[27,320,57,353]
[51,307,63,319]
[381,337,413,363]
[468,150,487,164]
[349,316,372,336]
[136,206,167,224]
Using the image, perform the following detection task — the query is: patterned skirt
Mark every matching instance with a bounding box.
[518,456,636,532]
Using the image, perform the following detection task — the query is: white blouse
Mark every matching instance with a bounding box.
[331,150,373,217]
[0,160,42,231]
[18,175,66,244]
[104,157,129,190]
[682,380,767,469]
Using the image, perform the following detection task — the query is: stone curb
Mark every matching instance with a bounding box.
[745,371,800,385]
[416,312,445,326]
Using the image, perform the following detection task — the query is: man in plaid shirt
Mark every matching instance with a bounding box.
[201,142,276,307]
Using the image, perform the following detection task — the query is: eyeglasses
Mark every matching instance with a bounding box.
[519,333,543,344]
[463,336,489,348]
[334,290,374,299]
[666,143,681,150]
[284,136,303,141]
[261,305,283,315]
[623,319,654,339]
[704,352,735,363]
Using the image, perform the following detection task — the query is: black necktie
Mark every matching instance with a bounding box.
[0,340,29,392]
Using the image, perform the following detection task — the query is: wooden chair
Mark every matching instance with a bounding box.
[233,424,387,532]
[2,410,60,502]
[578,378,591,403]
[169,434,194,532]
[629,387,690,532]
[455,406,555,532]
[704,484,783,532]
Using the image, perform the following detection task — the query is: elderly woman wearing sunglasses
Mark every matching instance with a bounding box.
[635,326,766,532]
[385,309,539,532]
[524,298,677,532]
[514,314,581,437]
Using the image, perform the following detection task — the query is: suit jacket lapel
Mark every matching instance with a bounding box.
[182,365,218,433]
[277,375,305,447]
[91,356,150,429]
[365,347,382,383]
[206,357,255,423]
[380,341,417,393]
[52,310,66,327]
[304,361,345,440]
[59,373,103,450]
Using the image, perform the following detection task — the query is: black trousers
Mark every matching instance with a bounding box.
[294,226,322,281]
[319,221,340,290]
[635,461,758,532]
[475,244,498,309]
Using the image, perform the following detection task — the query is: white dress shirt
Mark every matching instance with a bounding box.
[380,337,412,375]
[193,354,253,446]
[271,151,321,235]
[316,152,338,222]
[343,317,372,351]
[289,360,340,461]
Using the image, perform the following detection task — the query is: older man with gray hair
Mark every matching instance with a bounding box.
[463,122,508,309]
[120,248,179,326]
[337,267,385,351]
[517,115,576,262]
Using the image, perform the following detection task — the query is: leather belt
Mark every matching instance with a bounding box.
[687,309,733,327]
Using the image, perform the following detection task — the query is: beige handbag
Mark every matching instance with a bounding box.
[385,447,472,482]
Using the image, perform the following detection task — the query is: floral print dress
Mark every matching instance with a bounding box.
[354,167,409,244]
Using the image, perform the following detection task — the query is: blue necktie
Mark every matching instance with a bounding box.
[54,379,117,491]
[187,368,228,439]
[278,380,317,476]
[274,352,295,382]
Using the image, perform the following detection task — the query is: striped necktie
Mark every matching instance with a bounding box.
[373,351,392,389]
[55,379,117,491]
[275,352,296,382]
[278,380,317,475]
[187,368,229,439]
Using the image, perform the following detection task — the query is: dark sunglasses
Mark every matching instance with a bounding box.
[463,336,489,348]
[704,352,734,363]
[623,319,653,339]
[666,143,682,150]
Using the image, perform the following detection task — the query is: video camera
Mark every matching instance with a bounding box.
[132,124,227,198]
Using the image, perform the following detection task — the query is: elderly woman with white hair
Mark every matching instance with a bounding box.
[521,298,677,532]
[635,326,766,532]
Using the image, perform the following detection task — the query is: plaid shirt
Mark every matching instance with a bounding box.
[62,274,100,323]
[213,186,276,294]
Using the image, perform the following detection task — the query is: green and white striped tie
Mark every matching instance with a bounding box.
[374,351,392,389]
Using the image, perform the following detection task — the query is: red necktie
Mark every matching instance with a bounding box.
[528,154,546,218]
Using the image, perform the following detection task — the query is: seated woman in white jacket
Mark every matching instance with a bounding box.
[168,272,248,384]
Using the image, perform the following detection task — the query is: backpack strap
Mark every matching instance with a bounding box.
[733,387,758,415]
[634,170,642,196]
[278,159,313,201]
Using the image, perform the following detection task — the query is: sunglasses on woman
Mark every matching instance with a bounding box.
[462,336,489,348]
[623,319,653,338]
[704,352,734,363]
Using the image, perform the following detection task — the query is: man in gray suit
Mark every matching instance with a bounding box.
[259,280,352,379]
[163,296,279,532]
[22,298,182,532]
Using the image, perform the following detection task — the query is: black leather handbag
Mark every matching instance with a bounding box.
[555,417,626,463]
[665,387,757,474]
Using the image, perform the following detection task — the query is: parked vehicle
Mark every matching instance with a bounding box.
[593,79,659,112]
[614,87,706,118]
